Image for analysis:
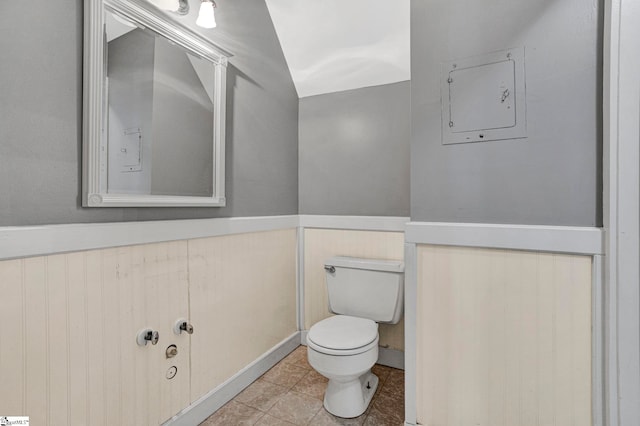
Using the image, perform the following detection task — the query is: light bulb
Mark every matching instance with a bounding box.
[148,0,180,12]
[196,1,217,28]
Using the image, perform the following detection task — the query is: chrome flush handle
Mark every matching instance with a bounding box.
[324,265,336,273]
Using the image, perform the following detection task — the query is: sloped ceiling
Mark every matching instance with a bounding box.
[264,0,410,98]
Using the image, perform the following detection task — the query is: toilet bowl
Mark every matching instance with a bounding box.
[307,315,380,418]
[307,256,404,419]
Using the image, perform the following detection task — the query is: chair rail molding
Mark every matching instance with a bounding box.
[405,221,604,255]
[0,216,298,260]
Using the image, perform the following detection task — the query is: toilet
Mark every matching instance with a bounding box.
[306,256,404,418]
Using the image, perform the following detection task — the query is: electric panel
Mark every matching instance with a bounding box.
[441,47,527,145]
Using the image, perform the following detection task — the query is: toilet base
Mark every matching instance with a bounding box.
[323,370,379,418]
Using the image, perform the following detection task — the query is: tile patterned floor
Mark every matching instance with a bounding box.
[200,346,405,426]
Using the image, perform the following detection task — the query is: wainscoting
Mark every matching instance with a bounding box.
[0,228,297,425]
[188,230,297,401]
[0,216,407,425]
[415,245,593,426]
[0,216,606,426]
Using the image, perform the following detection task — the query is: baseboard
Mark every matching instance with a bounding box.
[163,331,301,426]
[377,347,405,370]
[300,330,404,370]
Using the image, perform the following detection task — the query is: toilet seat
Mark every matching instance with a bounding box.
[307,315,378,356]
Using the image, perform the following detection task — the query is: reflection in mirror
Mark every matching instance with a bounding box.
[83,0,231,207]
[106,11,214,197]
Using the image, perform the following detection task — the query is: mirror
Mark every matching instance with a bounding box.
[83,0,231,207]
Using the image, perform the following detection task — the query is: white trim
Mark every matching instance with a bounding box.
[296,228,306,331]
[602,0,620,421]
[403,243,418,426]
[299,215,408,232]
[163,332,301,426]
[603,0,640,424]
[406,221,603,255]
[82,0,104,208]
[0,215,298,260]
[86,194,227,208]
[377,347,405,370]
[214,62,227,204]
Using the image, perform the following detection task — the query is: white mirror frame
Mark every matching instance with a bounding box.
[83,0,231,207]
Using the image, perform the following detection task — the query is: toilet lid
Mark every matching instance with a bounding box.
[307,315,378,350]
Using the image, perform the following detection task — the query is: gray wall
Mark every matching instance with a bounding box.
[299,82,410,217]
[411,0,602,226]
[0,0,298,226]
[151,38,213,197]
[108,29,155,195]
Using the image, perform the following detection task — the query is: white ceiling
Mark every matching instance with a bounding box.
[264,0,411,98]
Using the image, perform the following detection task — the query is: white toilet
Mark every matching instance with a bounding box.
[306,256,404,418]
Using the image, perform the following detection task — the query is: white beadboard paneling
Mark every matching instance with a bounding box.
[47,254,70,425]
[416,245,592,426]
[303,228,405,350]
[23,257,48,424]
[188,229,298,402]
[84,250,106,425]
[0,259,24,415]
[102,248,122,426]
[66,252,90,425]
[109,241,191,425]
[0,241,191,425]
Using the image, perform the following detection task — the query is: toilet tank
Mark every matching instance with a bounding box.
[324,256,404,324]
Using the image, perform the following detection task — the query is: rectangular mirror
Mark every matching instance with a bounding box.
[83,0,231,207]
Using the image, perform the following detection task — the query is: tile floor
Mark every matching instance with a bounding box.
[200,345,405,425]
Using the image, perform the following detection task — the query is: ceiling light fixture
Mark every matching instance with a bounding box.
[196,0,217,29]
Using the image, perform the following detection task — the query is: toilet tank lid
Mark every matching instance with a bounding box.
[325,256,404,273]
